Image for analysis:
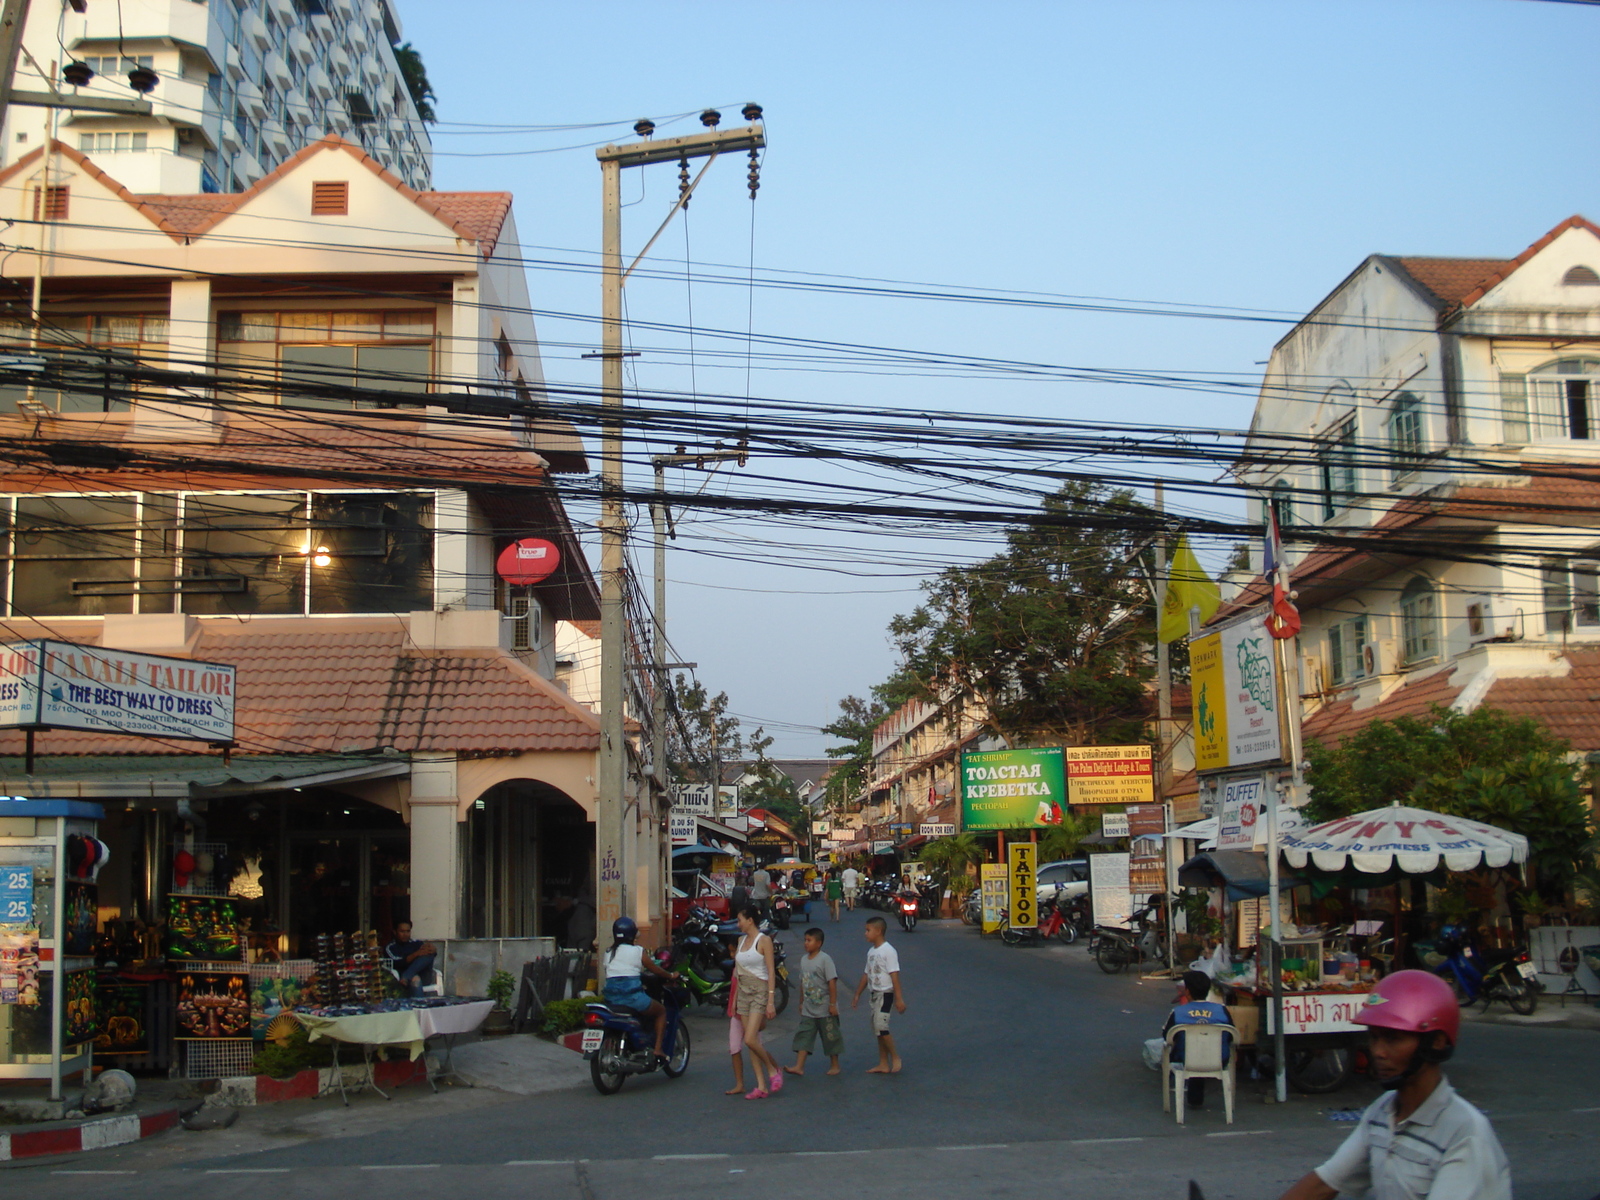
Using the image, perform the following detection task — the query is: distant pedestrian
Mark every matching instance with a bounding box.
[751,866,772,920]
[841,864,860,910]
[731,906,783,1099]
[785,927,842,1077]
[825,871,844,922]
[851,915,905,1074]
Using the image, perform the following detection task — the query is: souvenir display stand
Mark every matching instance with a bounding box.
[0,798,106,1100]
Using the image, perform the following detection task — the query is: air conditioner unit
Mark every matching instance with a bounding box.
[502,593,542,652]
[1360,641,1398,677]
[1301,654,1325,696]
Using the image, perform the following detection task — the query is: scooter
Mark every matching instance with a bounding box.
[897,890,919,932]
[1429,924,1539,1014]
[582,979,692,1095]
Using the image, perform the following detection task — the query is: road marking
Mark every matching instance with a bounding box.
[507,1159,575,1166]
[936,1143,1009,1150]
[653,1153,729,1161]
[205,1169,291,1174]
[1207,1130,1273,1138]
[1573,1107,1600,1114]
[1068,1137,1146,1145]
[51,1171,136,1175]
[791,1150,870,1156]
[359,1164,440,1170]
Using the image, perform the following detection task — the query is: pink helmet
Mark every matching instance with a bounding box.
[1352,969,1460,1046]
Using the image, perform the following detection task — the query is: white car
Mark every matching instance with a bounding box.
[1036,858,1089,906]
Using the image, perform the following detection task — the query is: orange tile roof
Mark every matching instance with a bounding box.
[1392,257,1512,308]
[1301,667,1464,748]
[0,138,512,257]
[0,618,600,757]
[1479,648,1600,753]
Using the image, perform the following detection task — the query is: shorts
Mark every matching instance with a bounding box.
[843,887,859,901]
[733,970,772,1023]
[793,1015,844,1057]
[602,978,652,1014]
[870,989,894,1035]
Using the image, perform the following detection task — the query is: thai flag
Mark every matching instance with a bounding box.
[1264,507,1300,639]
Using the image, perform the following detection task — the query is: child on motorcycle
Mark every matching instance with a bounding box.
[601,916,679,1063]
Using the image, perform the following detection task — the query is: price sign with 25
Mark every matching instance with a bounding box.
[0,867,33,924]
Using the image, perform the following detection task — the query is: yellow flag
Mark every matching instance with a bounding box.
[1158,534,1220,644]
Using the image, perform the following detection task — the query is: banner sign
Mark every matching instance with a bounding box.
[980,862,1008,934]
[920,822,956,837]
[1089,852,1132,929]
[1066,745,1154,806]
[1266,991,1368,1036]
[672,783,740,817]
[1007,843,1037,929]
[960,747,1065,830]
[0,639,235,743]
[813,819,831,836]
[669,813,697,846]
[1127,803,1169,897]
[890,822,913,838]
[871,840,894,854]
[0,866,32,925]
[1101,812,1129,839]
[1216,774,1265,852]
[1191,614,1283,772]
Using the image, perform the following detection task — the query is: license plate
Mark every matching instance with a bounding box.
[580,1029,604,1053]
[1516,961,1537,979]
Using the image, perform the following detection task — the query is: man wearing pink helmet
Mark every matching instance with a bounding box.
[1277,969,1510,1200]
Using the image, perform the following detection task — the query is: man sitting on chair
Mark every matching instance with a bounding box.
[386,921,437,996]
[1164,970,1231,1109]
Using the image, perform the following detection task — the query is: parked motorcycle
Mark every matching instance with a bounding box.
[1094,899,1168,973]
[1428,924,1539,1015]
[582,980,692,1094]
[960,889,981,926]
[897,889,919,933]
[771,893,793,930]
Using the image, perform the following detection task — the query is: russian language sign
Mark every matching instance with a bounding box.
[960,746,1065,830]
[1190,613,1283,772]
[0,640,235,743]
[1066,745,1154,806]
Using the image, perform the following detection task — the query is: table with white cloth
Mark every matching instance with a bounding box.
[294,1000,495,1104]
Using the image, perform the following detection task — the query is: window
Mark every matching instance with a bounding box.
[1388,391,1423,480]
[1527,358,1600,441]
[1500,372,1529,443]
[311,180,348,215]
[1541,558,1600,635]
[0,314,166,414]
[9,495,139,617]
[217,309,435,409]
[32,185,69,220]
[1270,479,1295,528]
[1326,615,1369,686]
[1318,420,1358,519]
[1399,576,1438,664]
[79,131,150,153]
[1562,265,1600,286]
[81,55,153,78]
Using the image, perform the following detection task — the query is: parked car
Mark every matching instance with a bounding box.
[1036,859,1089,906]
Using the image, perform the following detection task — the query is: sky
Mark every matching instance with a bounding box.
[400,0,1600,757]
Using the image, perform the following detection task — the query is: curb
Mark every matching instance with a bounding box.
[217,1057,430,1105]
[0,1107,179,1163]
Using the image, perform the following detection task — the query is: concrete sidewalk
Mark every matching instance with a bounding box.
[1460,997,1600,1031]
[446,1033,591,1095]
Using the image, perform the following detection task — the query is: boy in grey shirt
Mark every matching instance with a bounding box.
[784,927,843,1076]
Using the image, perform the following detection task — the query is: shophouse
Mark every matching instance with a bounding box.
[0,136,666,962]
[1226,215,1600,762]
[3,0,432,194]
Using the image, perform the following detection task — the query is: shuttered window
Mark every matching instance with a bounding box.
[310,180,348,216]
[32,186,69,220]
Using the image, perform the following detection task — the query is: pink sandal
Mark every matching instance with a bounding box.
[744,1087,769,1100]
[768,1071,783,1093]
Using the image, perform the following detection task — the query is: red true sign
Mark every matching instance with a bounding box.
[496,538,561,586]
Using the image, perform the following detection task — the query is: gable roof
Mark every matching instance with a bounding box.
[1387,215,1600,318]
[0,138,513,257]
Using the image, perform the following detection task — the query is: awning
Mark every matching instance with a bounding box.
[0,753,411,799]
[1164,817,1218,847]
[1178,850,1301,901]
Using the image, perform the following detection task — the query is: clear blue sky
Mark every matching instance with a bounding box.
[402,0,1600,756]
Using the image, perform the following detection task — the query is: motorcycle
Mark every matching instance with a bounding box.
[771,893,793,930]
[960,889,981,926]
[1427,924,1539,1015]
[897,890,920,932]
[581,978,692,1095]
[1094,899,1168,973]
[1038,894,1075,944]
[709,916,792,1015]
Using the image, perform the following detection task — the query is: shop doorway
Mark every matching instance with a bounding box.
[460,781,592,938]
[277,794,409,956]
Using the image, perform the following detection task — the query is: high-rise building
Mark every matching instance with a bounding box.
[1,0,433,194]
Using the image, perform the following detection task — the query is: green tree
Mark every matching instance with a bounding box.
[818,670,919,811]
[888,481,1157,747]
[1038,811,1095,861]
[1305,705,1594,898]
[739,732,808,830]
[393,43,437,123]
[667,674,743,785]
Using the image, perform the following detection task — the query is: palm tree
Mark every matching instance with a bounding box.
[1038,813,1094,861]
[921,833,982,877]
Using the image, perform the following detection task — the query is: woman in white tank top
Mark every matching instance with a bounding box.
[730,906,782,1099]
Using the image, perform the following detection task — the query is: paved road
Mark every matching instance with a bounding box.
[9,907,1599,1198]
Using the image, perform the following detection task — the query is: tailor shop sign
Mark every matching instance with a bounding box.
[960,746,1066,831]
[0,640,235,743]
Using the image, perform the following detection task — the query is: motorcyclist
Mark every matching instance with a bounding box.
[600,916,680,1062]
[1276,969,1510,1200]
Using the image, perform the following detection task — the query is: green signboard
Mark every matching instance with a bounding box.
[960,747,1067,831]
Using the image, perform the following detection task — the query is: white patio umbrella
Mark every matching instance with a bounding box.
[1279,802,1528,875]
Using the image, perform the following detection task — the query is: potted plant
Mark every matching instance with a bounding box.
[1517,891,1548,930]
[484,969,516,1034]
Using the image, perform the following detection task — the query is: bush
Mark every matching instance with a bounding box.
[487,970,517,1010]
[251,1024,335,1078]
[539,997,588,1037]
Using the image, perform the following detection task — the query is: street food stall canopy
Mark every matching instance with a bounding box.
[1179,850,1301,901]
[1280,803,1528,878]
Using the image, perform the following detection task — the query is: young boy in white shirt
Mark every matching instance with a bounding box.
[851,916,906,1074]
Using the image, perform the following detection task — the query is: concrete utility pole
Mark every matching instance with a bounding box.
[0,0,153,130]
[594,114,765,954]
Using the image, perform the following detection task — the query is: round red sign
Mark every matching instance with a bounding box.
[496,537,561,586]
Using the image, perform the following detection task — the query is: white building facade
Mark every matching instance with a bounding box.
[1231,216,1600,755]
[3,0,432,194]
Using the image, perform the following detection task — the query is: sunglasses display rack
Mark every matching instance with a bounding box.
[311,931,386,1006]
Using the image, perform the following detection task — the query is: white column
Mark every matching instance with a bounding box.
[409,753,461,939]
[131,276,217,440]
